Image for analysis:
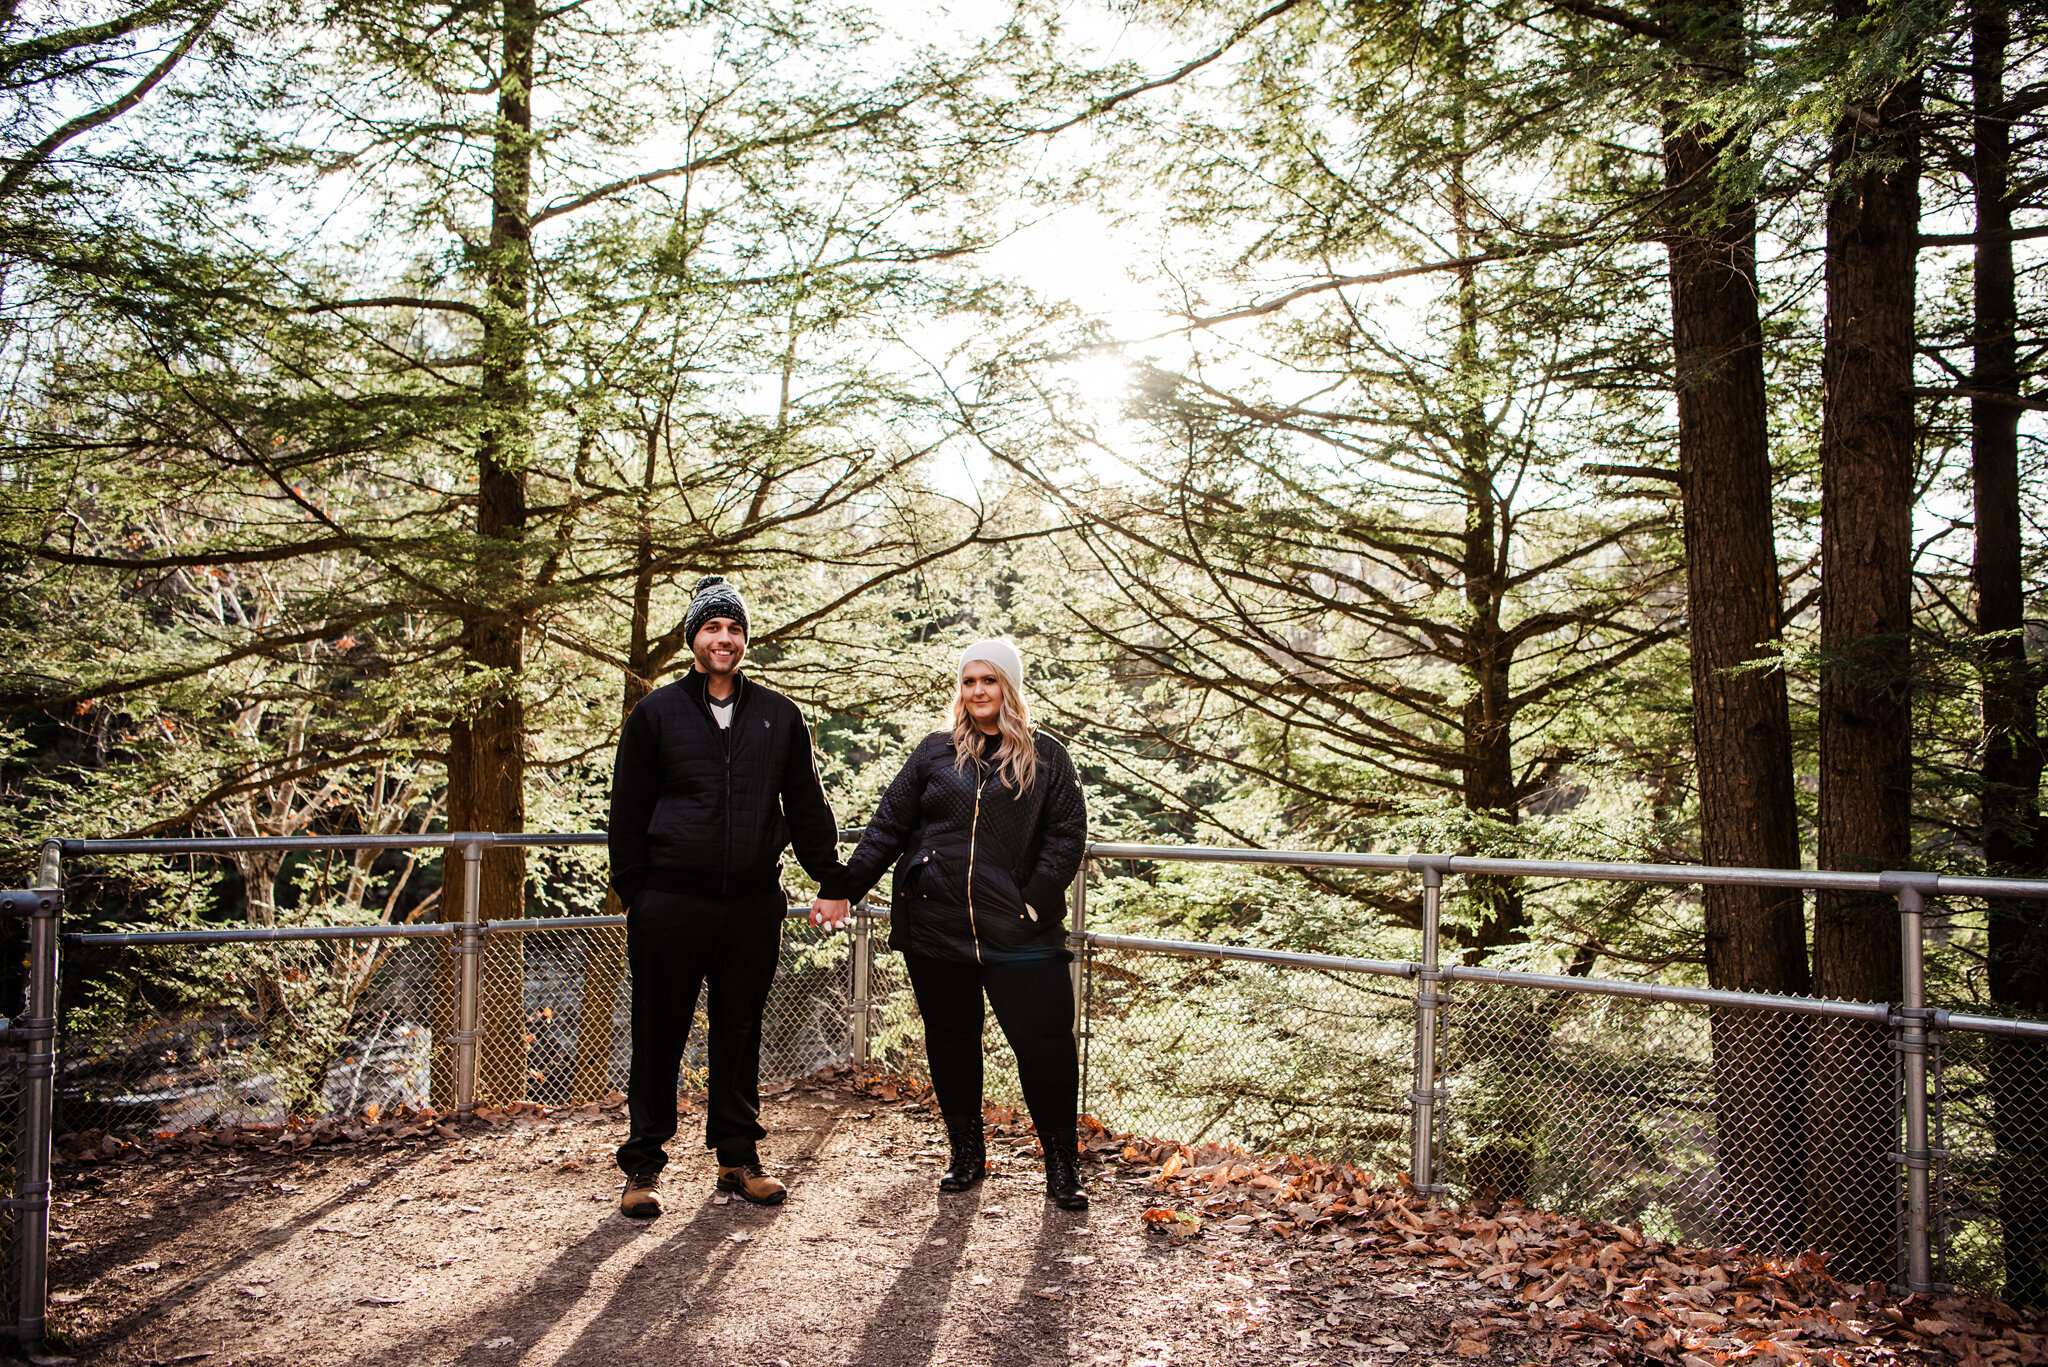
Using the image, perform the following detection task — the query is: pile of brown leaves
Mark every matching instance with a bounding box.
[1086,1117,2047,1367]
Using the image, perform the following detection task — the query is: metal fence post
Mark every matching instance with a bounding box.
[1071,859,1091,1117]
[1408,857,1448,1195]
[1070,857,1089,1046]
[453,839,484,1118]
[11,842,63,1351]
[1885,871,1939,1295]
[849,900,872,1069]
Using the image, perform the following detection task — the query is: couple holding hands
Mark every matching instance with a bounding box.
[605,576,1089,1220]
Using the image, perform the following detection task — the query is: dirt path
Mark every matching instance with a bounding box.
[39,1084,1489,1367]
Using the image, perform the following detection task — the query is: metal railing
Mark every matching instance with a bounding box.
[6,831,2048,1351]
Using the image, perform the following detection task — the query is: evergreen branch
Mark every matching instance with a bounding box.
[1157,253,1506,334]
[1544,0,1674,43]
[0,0,192,75]
[1584,463,1683,483]
[304,296,485,319]
[0,618,376,718]
[530,103,915,226]
[1912,385,2048,411]
[120,746,410,838]
[22,534,364,571]
[0,0,223,203]
[1918,224,2048,246]
[1029,0,1313,138]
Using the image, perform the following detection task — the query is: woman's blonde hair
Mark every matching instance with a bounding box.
[949,662,1037,793]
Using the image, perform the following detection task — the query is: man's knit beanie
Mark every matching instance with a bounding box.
[685,575,749,645]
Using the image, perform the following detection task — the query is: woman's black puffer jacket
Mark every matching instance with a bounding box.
[839,729,1087,966]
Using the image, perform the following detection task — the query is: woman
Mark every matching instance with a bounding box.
[831,639,1090,1208]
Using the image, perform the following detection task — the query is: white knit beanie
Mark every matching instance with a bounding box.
[959,638,1023,693]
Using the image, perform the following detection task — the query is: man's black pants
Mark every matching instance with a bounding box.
[616,886,783,1177]
[904,951,1078,1147]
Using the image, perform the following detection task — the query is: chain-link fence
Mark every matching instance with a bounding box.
[1081,947,1414,1166]
[1934,1022,2048,1306]
[15,833,2048,1348]
[56,914,862,1132]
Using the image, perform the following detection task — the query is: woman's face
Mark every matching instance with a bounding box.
[959,664,1004,733]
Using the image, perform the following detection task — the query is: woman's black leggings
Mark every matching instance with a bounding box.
[903,951,1078,1147]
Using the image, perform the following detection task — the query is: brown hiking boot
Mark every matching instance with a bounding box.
[620,1175,662,1219]
[716,1162,787,1206]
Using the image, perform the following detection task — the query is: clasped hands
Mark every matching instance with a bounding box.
[808,897,851,931]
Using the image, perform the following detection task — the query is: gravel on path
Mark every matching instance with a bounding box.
[36,1082,1488,1367]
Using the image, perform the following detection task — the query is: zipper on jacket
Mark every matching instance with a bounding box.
[721,679,739,894]
[966,755,986,965]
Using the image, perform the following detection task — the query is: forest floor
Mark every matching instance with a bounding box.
[24,1069,2040,1367]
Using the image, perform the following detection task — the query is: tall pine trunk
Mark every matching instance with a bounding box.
[1658,0,1811,1255]
[1811,5,1920,1277]
[458,0,538,1107]
[1448,75,1524,953]
[1969,0,2048,1309]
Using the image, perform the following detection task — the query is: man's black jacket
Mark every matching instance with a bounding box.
[607,669,846,903]
[836,729,1087,965]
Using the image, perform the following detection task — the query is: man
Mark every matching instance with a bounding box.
[607,574,848,1217]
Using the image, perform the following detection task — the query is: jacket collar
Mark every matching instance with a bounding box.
[681,667,748,710]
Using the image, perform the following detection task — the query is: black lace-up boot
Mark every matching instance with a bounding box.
[939,1113,987,1193]
[1044,1136,1088,1210]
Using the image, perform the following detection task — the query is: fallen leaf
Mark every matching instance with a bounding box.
[480,1339,515,1350]
[729,1232,753,1243]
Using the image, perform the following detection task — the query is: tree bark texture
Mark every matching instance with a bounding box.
[1812,9,1920,1278]
[1658,0,1812,1256]
[1969,0,2048,1309]
[1450,121,1525,952]
[465,0,538,1107]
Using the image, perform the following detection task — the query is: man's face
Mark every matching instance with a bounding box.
[692,617,746,677]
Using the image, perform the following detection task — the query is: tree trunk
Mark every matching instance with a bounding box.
[1657,0,1811,1256]
[1447,94,1524,952]
[1811,8,1920,1278]
[1969,0,2048,1309]
[464,0,538,1107]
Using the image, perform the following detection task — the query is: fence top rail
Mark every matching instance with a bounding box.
[64,904,848,946]
[1083,930,1414,979]
[50,905,2048,1036]
[1438,961,1897,1023]
[57,833,609,856]
[49,833,2048,901]
[1081,930,2048,1033]
[1083,841,2048,901]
